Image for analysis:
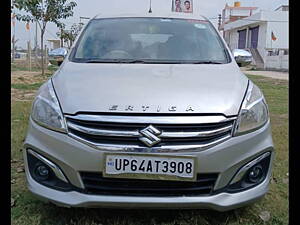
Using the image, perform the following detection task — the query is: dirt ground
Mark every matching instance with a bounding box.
[11,70,49,102]
[241,67,289,80]
[11,89,36,102]
[11,71,45,84]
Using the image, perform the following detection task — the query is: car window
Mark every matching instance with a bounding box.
[71,17,229,64]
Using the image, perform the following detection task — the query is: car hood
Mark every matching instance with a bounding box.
[52,61,248,116]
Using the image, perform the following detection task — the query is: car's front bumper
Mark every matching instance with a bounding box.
[25,168,270,211]
[23,118,274,211]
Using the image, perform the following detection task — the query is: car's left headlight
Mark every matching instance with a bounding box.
[234,81,269,135]
[31,79,67,133]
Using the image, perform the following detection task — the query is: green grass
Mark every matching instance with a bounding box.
[11,63,41,72]
[11,82,44,90]
[11,62,59,73]
[11,74,288,225]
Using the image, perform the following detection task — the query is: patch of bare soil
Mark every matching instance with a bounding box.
[245,71,289,81]
[11,71,47,84]
[11,70,51,101]
[279,114,289,119]
[250,76,288,86]
[11,88,36,102]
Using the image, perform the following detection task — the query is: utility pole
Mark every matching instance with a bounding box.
[12,13,16,62]
[34,20,42,69]
[12,35,18,63]
[28,41,32,71]
[12,30,15,63]
[35,20,38,54]
[60,28,64,47]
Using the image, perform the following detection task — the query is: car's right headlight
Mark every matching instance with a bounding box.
[31,79,67,133]
[234,81,269,136]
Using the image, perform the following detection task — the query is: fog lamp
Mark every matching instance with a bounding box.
[248,165,264,183]
[226,152,271,193]
[34,164,50,180]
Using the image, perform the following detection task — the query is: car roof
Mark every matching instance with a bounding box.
[93,12,208,21]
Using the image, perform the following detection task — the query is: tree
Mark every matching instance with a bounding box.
[11,35,19,62]
[56,22,83,48]
[56,27,69,48]
[12,0,77,75]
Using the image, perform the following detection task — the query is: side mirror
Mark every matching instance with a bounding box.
[48,56,65,66]
[232,49,252,67]
[48,48,68,66]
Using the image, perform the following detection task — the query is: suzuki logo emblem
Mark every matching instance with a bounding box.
[139,125,161,147]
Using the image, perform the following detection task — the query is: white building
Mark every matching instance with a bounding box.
[222,5,289,70]
[221,2,258,27]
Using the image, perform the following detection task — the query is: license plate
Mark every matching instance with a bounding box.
[103,153,196,181]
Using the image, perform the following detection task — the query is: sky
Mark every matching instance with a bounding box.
[11,0,288,49]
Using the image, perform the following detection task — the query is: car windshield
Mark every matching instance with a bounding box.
[70,17,229,64]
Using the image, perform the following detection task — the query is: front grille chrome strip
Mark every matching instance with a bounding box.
[66,115,236,124]
[161,125,233,138]
[68,132,231,152]
[67,121,233,139]
[66,114,235,152]
[67,121,140,137]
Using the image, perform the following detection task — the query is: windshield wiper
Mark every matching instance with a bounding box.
[84,59,180,64]
[191,61,223,64]
[84,59,148,64]
[124,60,183,64]
[123,59,147,63]
[85,59,124,63]
[84,59,223,64]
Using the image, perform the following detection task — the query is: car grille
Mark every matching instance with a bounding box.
[65,114,235,152]
[80,172,219,196]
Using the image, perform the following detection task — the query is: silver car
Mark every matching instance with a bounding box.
[23,12,274,211]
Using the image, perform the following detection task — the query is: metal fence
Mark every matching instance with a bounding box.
[11,42,49,71]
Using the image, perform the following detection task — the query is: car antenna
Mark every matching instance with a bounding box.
[148,0,152,13]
